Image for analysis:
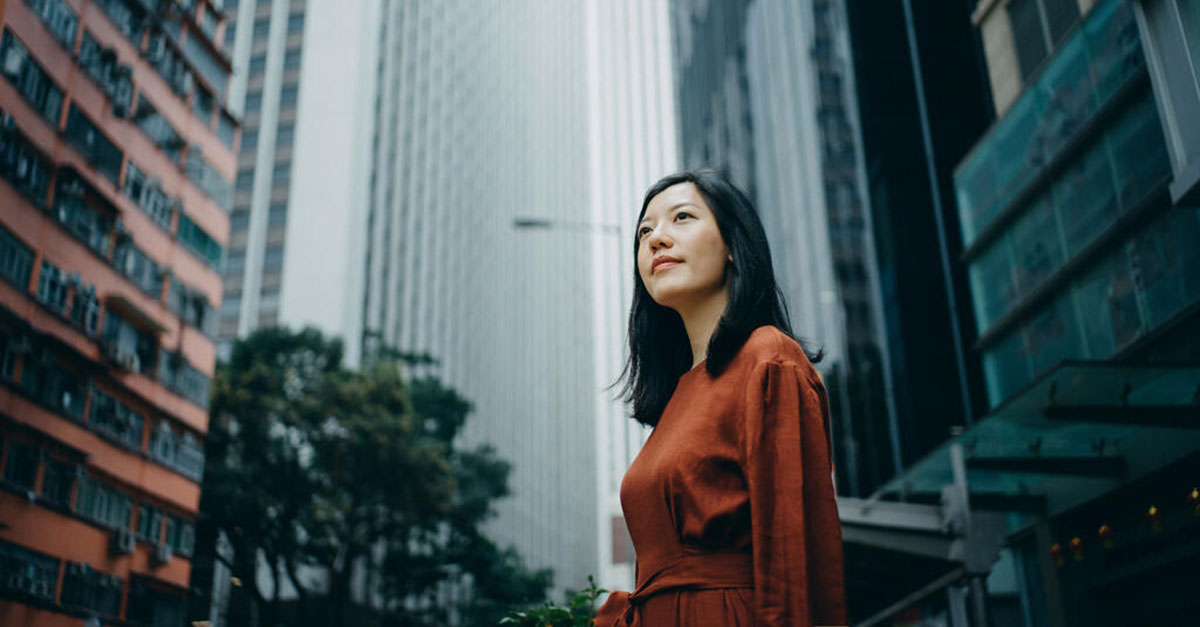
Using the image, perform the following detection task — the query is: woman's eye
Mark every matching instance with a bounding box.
[638,227,650,237]
[675,212,692,220]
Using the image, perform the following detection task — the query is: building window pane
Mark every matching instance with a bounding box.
[1009,0,1049,82]
[2,439,38,491]
[41,458,75,507]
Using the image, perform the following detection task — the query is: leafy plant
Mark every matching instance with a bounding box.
[499,576,606,627]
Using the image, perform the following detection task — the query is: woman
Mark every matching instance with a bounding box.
[595,170,847,626]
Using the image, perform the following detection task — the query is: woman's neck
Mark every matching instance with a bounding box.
[678,289,729,368]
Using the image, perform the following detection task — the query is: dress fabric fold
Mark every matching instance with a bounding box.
[595,326,848,626]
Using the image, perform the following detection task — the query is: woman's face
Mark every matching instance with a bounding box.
[636,182,732,312]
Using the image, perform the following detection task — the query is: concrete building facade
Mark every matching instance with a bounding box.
[667,0,897,497]
[583,0,678,594]
[216,0,374,368]
[361,0,597,600]
[0,0,234,624]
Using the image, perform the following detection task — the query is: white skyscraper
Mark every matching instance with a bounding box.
[218,0,377,366]
[362,0,598,599]
[584,0,679,594]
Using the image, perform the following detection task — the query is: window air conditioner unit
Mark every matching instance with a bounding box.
[146,36,167,64]
[117,348,141,372]
[3,48,24,78]
[112,98,130,119]
[152,543,173,566]
[109,527,135,555]
[30,579,52,599]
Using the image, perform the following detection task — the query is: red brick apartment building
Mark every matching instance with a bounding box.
[0,0,235,624]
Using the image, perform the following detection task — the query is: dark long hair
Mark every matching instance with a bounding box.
[613,169,823,427]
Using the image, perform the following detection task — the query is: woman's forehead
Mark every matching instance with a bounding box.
[643,183,707,221]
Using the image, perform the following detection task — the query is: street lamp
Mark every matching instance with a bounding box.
[512,217,622,235]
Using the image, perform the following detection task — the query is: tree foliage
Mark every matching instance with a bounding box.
[197,327,551,626]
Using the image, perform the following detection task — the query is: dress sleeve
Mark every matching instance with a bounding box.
[741,360,847,626]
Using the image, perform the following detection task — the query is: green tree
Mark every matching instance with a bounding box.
[195,327,550,626]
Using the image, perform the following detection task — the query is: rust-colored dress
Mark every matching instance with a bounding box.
[595,326,847,626]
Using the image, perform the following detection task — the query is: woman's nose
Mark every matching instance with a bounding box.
[646,228,671,250]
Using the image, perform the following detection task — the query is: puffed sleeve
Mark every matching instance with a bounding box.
[741,360,847,626]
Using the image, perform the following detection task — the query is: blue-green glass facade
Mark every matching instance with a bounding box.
[954,0,1199,406]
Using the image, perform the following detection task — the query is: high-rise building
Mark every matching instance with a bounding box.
[845,0,1200,623]
[216,0,375,367]
[584,0,678,594]
[0,0,235,624]
[668,0,900,497]
[362,0,597,599]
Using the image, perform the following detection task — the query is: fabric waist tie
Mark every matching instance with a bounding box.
[594,551,753,627]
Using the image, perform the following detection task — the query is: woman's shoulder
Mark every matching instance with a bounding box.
[739,325,817,376]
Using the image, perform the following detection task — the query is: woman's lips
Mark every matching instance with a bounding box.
[653,261,681,274]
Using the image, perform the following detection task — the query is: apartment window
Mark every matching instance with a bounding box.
[0,225,35,290]
[1009,0,1081,82]
[259,287,280,313]
[134,96,184,163]
[61,562,122,618]
[20,356,88,420]
[192,86,214,124]
[24,0,80,49]
[245,90,264,116]
[136,503,163,542]
[88,387,145,449]
[184,149,234,211]
[146,30,194,100]
[151,420,205,478]
[178,213,225,268]
[95,0,145,45]
[0,31,66,126]
[272,162,290,187]
[262,246,284,270]
[122,162,175,231]
[268,204,288,226]
[225,252,246,275]
[78,31,134,117]
[101,310,158,377]
[218,112,237,148]
[276,124,294,146]
[240,129,258,153]
[64,105,123,184]
[165,515,196,554]
[75,474,133,530]
[0,123,53,206]
[236,170,255,191]
[0,539,58,602]
[182,27,228,99]
[167,282,215,336]
[231,210,250,231]
[157,349,212,409]
[53,175,114,256]
[115,241,163,298]
[2,439,37,491]
[284,48,301,70]
[287,13,304,33]
[41,458,75,507]
[279,86,298,106]
[70,283,101,337]
[36,260,70,314]
[252,17,270,38]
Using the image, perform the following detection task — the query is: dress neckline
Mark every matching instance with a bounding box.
[684,358,707,377]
